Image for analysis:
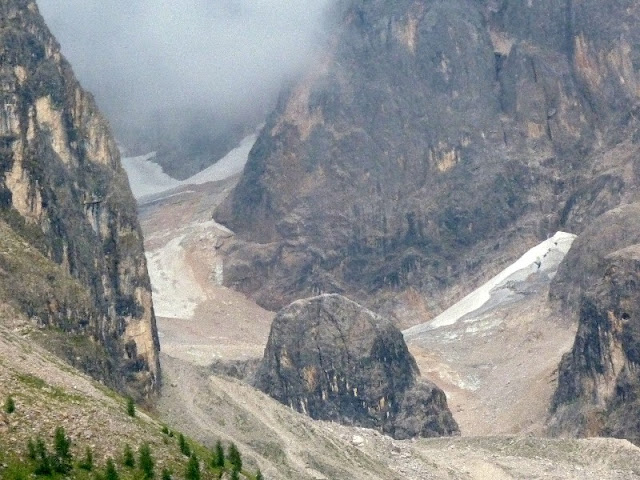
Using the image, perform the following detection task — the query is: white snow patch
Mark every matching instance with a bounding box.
[122,152,181,198]
[404,232,576,336]
[146,235,207,319]
[122,133,258,200]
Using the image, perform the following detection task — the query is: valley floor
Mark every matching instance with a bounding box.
[127,158,640,479]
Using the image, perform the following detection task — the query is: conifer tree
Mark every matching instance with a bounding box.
[212,440,225,468]
[26,438,36,460]
[4,395,15,414]
[123,444,135,468]
[256,468,264,480]
[161,467,173,480]
[227,442,242,472]
[34,437,51,475]
[127,397,136,417]
[105,457,119,480]
[79,446,94,471]
[178,433,191,456]
[139,443,155,479]
[53,426,72,473]
[185,452,200,480]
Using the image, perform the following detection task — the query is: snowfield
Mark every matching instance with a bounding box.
[122,133,258,200]
[404,231,577,336]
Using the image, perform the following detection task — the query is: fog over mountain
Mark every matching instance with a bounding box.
[37,0,333,166]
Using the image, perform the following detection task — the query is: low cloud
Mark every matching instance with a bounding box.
[37,0,334,131]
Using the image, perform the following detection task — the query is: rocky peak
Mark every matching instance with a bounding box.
[254,294,459,439]
[0,0,159,398]
[216,0,640,317]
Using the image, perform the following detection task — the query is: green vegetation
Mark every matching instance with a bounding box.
[161,467,173,480]
[1,425,261,480]
[126,397,136,417]
[228,442,243,472]
[138,443,154,479]
[185,452,200,480]
[78,446,93,471]
[52,426,72,474]
[123,444,135,468]
[212,440,224,468]
[179,433,191,457]
[105,457,119,480]
[4,394,15,413]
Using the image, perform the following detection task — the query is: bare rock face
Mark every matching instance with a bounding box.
[550,204,640,442]
[0,0,159,398]
[216,0,640,314]
[254,294,459,439]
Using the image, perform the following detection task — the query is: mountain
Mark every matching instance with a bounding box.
[549,203,640,442]
[0,0,159,399]
[215,0,640,316]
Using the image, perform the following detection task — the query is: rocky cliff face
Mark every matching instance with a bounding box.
[549,204,640,442]
[0,0,159,398]
[216,0,640,313]
[254,294,459,439]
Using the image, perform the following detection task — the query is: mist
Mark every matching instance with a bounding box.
[36,0,334,138]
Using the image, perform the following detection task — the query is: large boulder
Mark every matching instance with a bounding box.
[254,294,459,439]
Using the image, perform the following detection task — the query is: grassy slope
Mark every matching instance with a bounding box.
[0,219,256,479]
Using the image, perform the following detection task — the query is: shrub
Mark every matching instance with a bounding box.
[161,425,169,435]
[230,469,240,480]
[4,395,15,414]
[256,468,264,480]
[138,443,154,479]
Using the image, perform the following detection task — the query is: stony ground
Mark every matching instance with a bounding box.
[137,175,640,479]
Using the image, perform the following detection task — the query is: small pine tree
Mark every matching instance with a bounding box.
[212,440,224,468]
[53,426,72,473]
[230,468,240,480]
[26,438,36,460]
[185,453,200,480]
[138,443,154,479]
[227,442,242,472]
[34,437,51,475]
[4,395,15,414]
[256,468,264,480]
[161,467,173,480]
[105,457,119,480]
[178,433,191,457]
[79,446,94,471]
[123,444,135,468]
[126,397,136,417]
[161,425,169,435]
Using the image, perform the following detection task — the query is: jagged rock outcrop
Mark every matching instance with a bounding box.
[0,0,159,398]
[254,294,459,439]
[216,0,640,313]
[549,204,640,442]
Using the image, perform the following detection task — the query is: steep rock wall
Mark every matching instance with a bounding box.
[216,0,640,313]
[0,0,159,398]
